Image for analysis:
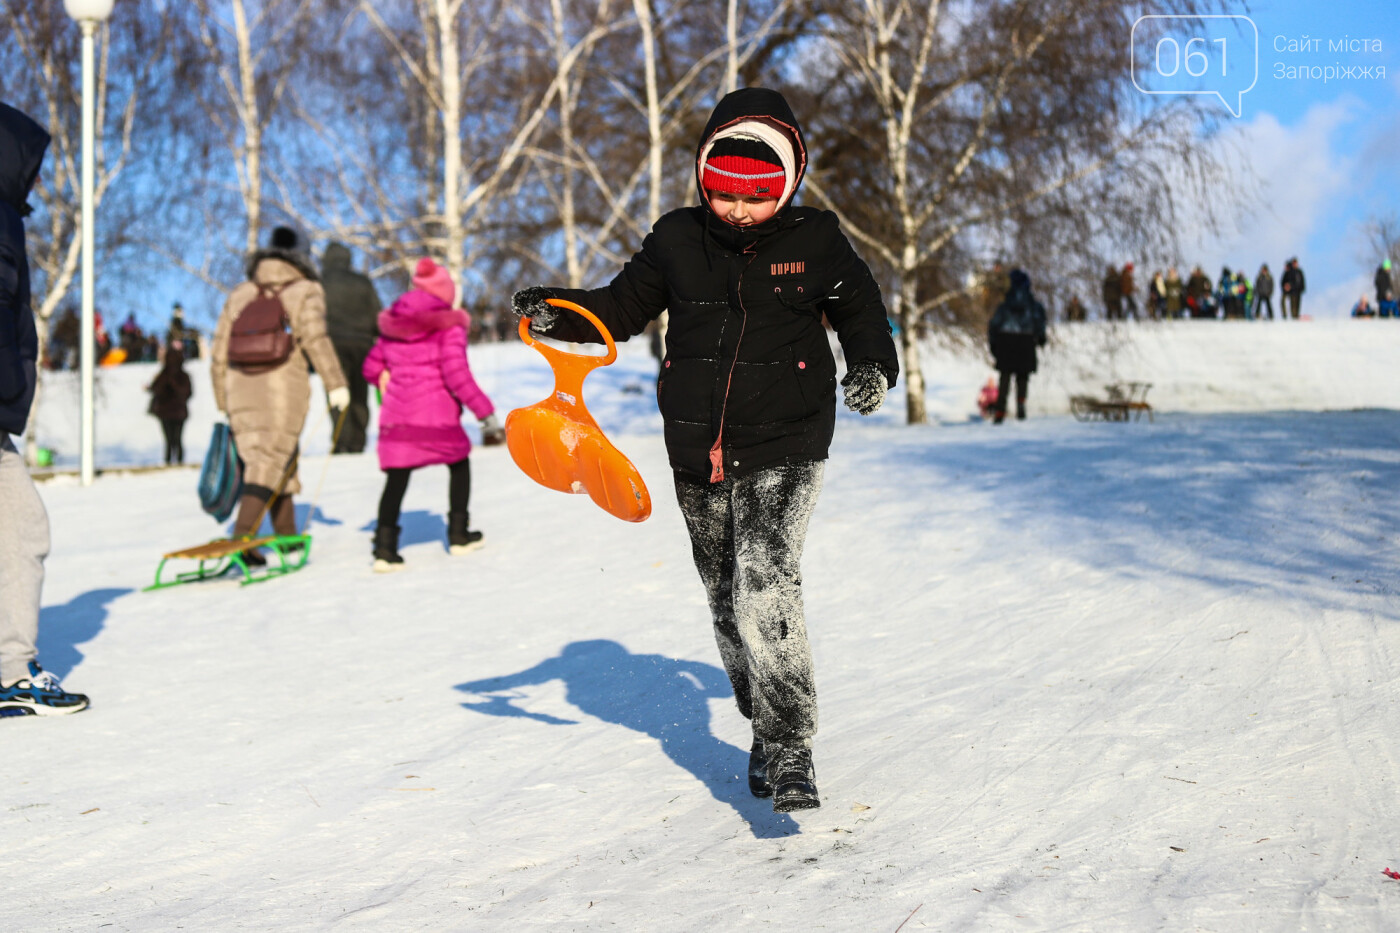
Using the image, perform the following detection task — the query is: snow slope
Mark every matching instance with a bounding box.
[7,328,1400,931]
[30,318,1400,470]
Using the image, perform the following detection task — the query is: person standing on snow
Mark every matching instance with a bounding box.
[511,87,899,813]
[211,226,349,565]
[1253,264,1274,320]
[1120,262,1138,320]
[1164,267,1184,319]
[1101,265,1123,320]
[987,269,1048,423]
[0,102,88,716]
[321,241,382,454]
[147,342,192,465]
[362,257,502,571]
[1377,259,1393,308]
[1281,257,1305,319]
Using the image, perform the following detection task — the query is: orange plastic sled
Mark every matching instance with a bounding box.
[505,298,651,523]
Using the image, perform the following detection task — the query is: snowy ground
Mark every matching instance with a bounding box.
[8,325,1400,931]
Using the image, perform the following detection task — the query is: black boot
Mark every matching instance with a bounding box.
[447,510,484,555]
[767,742,820,812]
[748,737,772,798]
[372,524,404,573]
[1016,397,1027,420]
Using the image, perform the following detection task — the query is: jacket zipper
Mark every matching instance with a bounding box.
[708,245,758,482]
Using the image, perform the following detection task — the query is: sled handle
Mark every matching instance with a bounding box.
[518,297,618,370]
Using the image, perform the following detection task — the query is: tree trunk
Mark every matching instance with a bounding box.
[232,0,261,253]
[436,0,464,290]
[897,274,926,424]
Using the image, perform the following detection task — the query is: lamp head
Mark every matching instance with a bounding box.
[63,0,115,22]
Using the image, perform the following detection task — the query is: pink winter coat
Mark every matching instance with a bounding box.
[363,289,494,470]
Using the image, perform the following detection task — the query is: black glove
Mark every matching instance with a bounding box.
[511,286,559,336]
[841,360,887,415]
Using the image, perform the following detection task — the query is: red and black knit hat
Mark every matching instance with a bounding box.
[701,136,786,200]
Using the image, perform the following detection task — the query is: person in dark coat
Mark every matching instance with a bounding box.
[0,101,88,716]
[167,302,199,359]
[1102,265,1123,320]
[987,269,1048,423]
[1281,257,1305,319]
[511,87,898,814]
[1119,262,1138,320]
[147,343,193,464]
[320,241,381,453]
[1377,259,1393,307]
[1253,264,1274,320]
[1218,266,1240,318]
[1185,265,1213,318]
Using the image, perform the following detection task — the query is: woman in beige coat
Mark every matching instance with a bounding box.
[212,227,348,563]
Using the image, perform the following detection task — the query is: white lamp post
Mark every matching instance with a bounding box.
[63,0,114,486]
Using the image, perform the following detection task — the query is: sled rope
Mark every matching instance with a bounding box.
[299,404,349,535]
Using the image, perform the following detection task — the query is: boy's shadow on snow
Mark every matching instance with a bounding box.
[36,587,130,680]
[358,510,445,549]
[455,639,800,838]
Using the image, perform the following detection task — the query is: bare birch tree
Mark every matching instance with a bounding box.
[186,0,321,256]
[0,1,181,453]
[510,0,802,289]
[800,0,1232,423]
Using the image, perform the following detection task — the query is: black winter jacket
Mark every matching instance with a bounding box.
[148,349,193,422]
[321,241,381,349]
[1282,265,1305,295]
[549,88,898,481]
[0,103,49,437]
[988,278,1047,375]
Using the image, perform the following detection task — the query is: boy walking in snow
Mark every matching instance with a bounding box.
[0,102,88,716]
[512,87,898,812]
[364,257,503,571]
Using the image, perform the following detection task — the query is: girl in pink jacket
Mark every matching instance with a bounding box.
[363,258,502,571]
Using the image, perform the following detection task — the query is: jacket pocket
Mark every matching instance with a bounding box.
[727,353,817,426]
[657,356,717,425]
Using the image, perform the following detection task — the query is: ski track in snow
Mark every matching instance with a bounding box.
[8,330,1400,931]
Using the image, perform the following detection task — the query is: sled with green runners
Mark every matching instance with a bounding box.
[145,534,311,590]
[145,409,344,592]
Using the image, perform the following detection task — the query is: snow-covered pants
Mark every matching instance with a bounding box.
[674,460,824,746]
[0,434,49,686]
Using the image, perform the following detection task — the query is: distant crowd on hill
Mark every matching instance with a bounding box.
[1057,258,1312,322]
[1049,256,1399,323]
[44,302,201,370]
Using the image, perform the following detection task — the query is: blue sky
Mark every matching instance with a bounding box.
[1168,0,1399,315]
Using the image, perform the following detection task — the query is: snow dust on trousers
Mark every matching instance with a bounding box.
[0,434,48,686]
[674,460,823,746]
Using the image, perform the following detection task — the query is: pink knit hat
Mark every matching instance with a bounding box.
[413,257,456,306]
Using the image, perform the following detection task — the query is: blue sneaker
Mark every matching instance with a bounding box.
[0,663,90,717]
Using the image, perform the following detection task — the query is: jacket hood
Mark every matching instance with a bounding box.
[695,88,807,221]
[322,241,352,273]
[246,247,319,283]
[378,289,470,341]
[0,102,50,217]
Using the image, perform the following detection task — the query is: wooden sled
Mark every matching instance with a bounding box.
[1070,382,1154,423]
[144,534,311,591]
